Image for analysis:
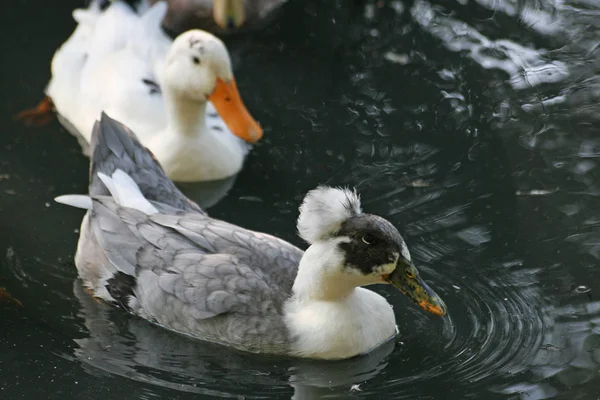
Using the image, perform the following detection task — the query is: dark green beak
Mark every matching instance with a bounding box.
[385,262,447,317]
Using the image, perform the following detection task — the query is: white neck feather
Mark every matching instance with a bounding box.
[284,240,398,360]
[291,240,358,301]
[163,90,208,138]
[148,90,244,182]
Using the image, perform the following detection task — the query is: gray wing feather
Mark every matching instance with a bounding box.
[89,113,204,214]
[138,249,278,320]
[149,213,217,253]
[90,200,142,277]
[73,112,300,353]
[89,197,303,321]
[149,214,302,293]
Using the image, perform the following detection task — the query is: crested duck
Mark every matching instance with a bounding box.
[56,114,446,360]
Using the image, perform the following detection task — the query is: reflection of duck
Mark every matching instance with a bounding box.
[71,278,395,398]
[16,1,262,182]
[56,114,446,360]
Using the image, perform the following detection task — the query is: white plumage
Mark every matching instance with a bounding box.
[297,186,362,244]
[24,0,263,182]
[55,100,447,361]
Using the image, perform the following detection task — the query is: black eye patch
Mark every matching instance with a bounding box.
[337,214,404,247]
[335,214,407,275]
[361,233,375,244]
[338,239,395,275]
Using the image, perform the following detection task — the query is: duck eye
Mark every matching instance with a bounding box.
[192,56,200,65]
[405,268,415,279]
[361,234,375,245]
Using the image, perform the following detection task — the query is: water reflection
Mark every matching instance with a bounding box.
[498,301,600,399]
[406,0,600,398]
[3,0,600,398]
[176,175,238,209]
[411,0,569,90]
[71,279,395,399]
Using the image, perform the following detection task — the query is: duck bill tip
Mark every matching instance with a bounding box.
[209,78,263,143]
[385,269,447,317]
[418,300,447,317]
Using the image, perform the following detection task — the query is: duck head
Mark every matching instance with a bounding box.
[163,29,263,143]
[297,186,447,316]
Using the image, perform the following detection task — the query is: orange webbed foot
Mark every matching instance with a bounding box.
[14,96,55,127]
[0,287,23,308]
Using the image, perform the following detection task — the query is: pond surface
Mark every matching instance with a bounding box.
[2,0,600,399]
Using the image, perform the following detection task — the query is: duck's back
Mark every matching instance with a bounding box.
[50,2,138,125]
[81,200,302,353]
[77,49,167,143]
[69,114,303,354]
[50,1,170,146]
[46,5,101,123]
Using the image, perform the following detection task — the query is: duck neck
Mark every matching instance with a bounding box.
[163,90,209,138]
[286,240,397,359]
[292,241,358,302]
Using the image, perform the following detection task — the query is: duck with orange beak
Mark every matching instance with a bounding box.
[16,1,263,182]
[141,27,263,181]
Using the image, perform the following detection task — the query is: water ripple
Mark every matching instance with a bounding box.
[377,258,546,395]
[411,0,570,90]
[4,0,600,398]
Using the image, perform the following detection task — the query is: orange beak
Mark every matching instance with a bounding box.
[209,78,263,143]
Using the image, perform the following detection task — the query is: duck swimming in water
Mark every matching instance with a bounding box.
[56,114,446,360]
[16,1,262,182]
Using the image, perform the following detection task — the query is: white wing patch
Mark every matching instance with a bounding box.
[54,195,93,210]
[98,169,158,215]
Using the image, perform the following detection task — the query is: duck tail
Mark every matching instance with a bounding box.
[88,112,203,213]
[72,0,104,26]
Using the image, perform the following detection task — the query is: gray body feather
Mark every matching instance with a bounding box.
[73,114,303,354]
[88,115,203,213]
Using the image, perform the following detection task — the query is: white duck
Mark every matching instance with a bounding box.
[16,0,262,182]
[56,114,447,360]
[14,2,105,127]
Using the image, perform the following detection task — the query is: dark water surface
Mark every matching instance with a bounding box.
[2,0,600,399]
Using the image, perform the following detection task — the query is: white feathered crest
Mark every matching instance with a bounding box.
[297,186,362,244]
